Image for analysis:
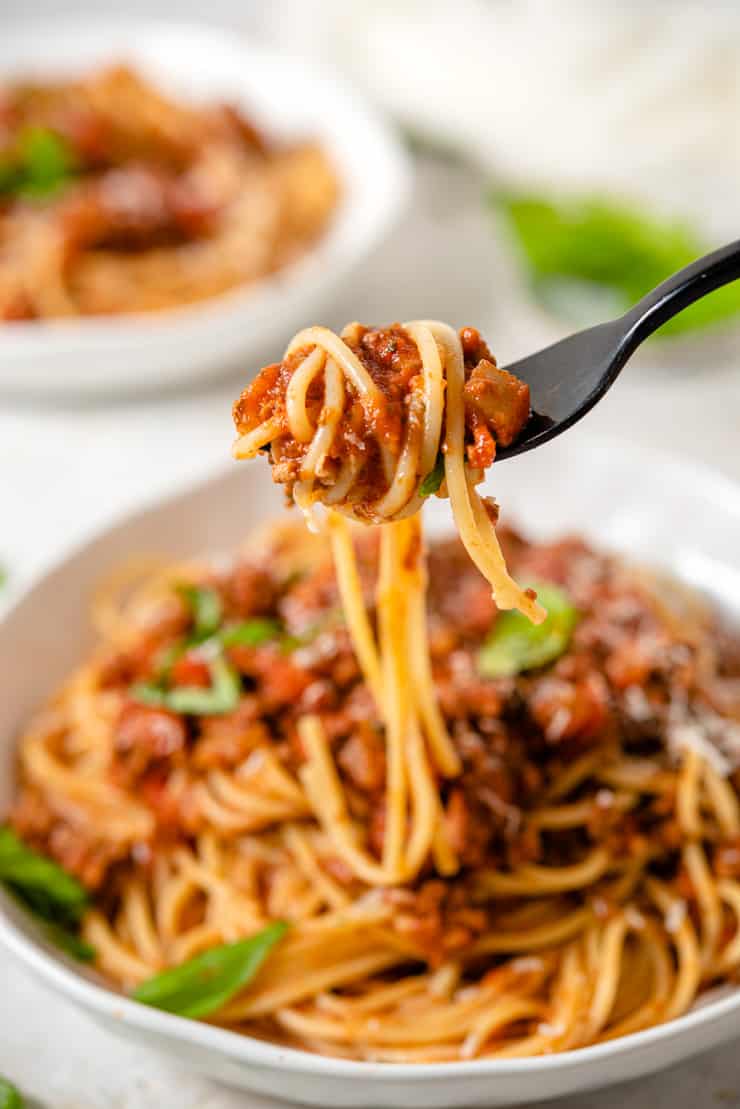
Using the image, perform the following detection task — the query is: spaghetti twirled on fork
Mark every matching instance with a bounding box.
[233,321,542,621]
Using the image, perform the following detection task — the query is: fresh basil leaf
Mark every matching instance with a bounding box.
[0,826,88,923]
[17,127,76,199]
[132,655,241,716]
[129,681,168,707]
[419,453,445,497]
[146,586,225,684]
[478,582,578,678]
[132,921,288,1019]
[152,617,279,689]
[41,919,96,962]
[220,614,341,654]
[0,159,21,196]
[0,828,93,961]
[153,639,188,683]
[166,656,240,715]
[220,619,281,648]
[176,584,223,641]
[496,190,740,337]
[0,1076,23,1109]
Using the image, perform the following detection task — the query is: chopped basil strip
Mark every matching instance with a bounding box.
[20,127,76,197]
[153,639,188,682]
[149,586,225,681]
[132,921,288,1019]
[40,919,95,962]
[0,826,93,961]
[0,1076,23,1109]
[496,190,740,337]
[0,826,88,922]
[132,655,241,716]
[133,587,273,714]
[478,582,578,678]
[177,584,223,641]
[165,655,241,715]
[220,619,282,648]
[419,453,445,497]
[133,587,286,712]
[0,127,76,200]
[0,160,18,194]
[154,618,280,684]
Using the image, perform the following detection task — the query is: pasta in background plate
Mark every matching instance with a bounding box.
[0,65,338,320]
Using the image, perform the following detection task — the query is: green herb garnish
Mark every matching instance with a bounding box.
[0,1076,23,1109]
[478,582,578,678]
[220,619,282,648]
[132,654,241,716]
[0,827,88,921]
[151,618,282,689]
[132,587,286,714]
[176,584,223,641]
[0,159,19,194]
[149,585,225,682]
[40,919,96,962]
[132,921,288,1019]
[419,453,445,497]
[0,127,76,200]
[0,826,93,961]
[496,190,740,337]
[152,639,188,682]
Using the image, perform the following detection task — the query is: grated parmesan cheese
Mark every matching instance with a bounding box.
[665,899,687,934]
[667,697,740,777]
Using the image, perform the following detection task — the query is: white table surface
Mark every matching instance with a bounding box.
[1,159,739,1108]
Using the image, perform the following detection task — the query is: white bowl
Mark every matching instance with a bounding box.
[0,18,409,398]
[1,433,740,1107]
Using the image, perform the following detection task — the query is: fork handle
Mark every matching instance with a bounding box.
[621,237,740,349]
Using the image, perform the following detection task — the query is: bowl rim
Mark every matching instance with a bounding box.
[2,431,740,1081]
[0,15,411,350]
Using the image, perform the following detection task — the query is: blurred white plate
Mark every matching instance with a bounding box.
[0,18,409,397]
[1,432,740,1106]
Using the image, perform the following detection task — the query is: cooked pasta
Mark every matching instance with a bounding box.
[0,65,338,321]
[8,520,740,1059]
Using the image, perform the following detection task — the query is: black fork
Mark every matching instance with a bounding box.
[496,239,740,459]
